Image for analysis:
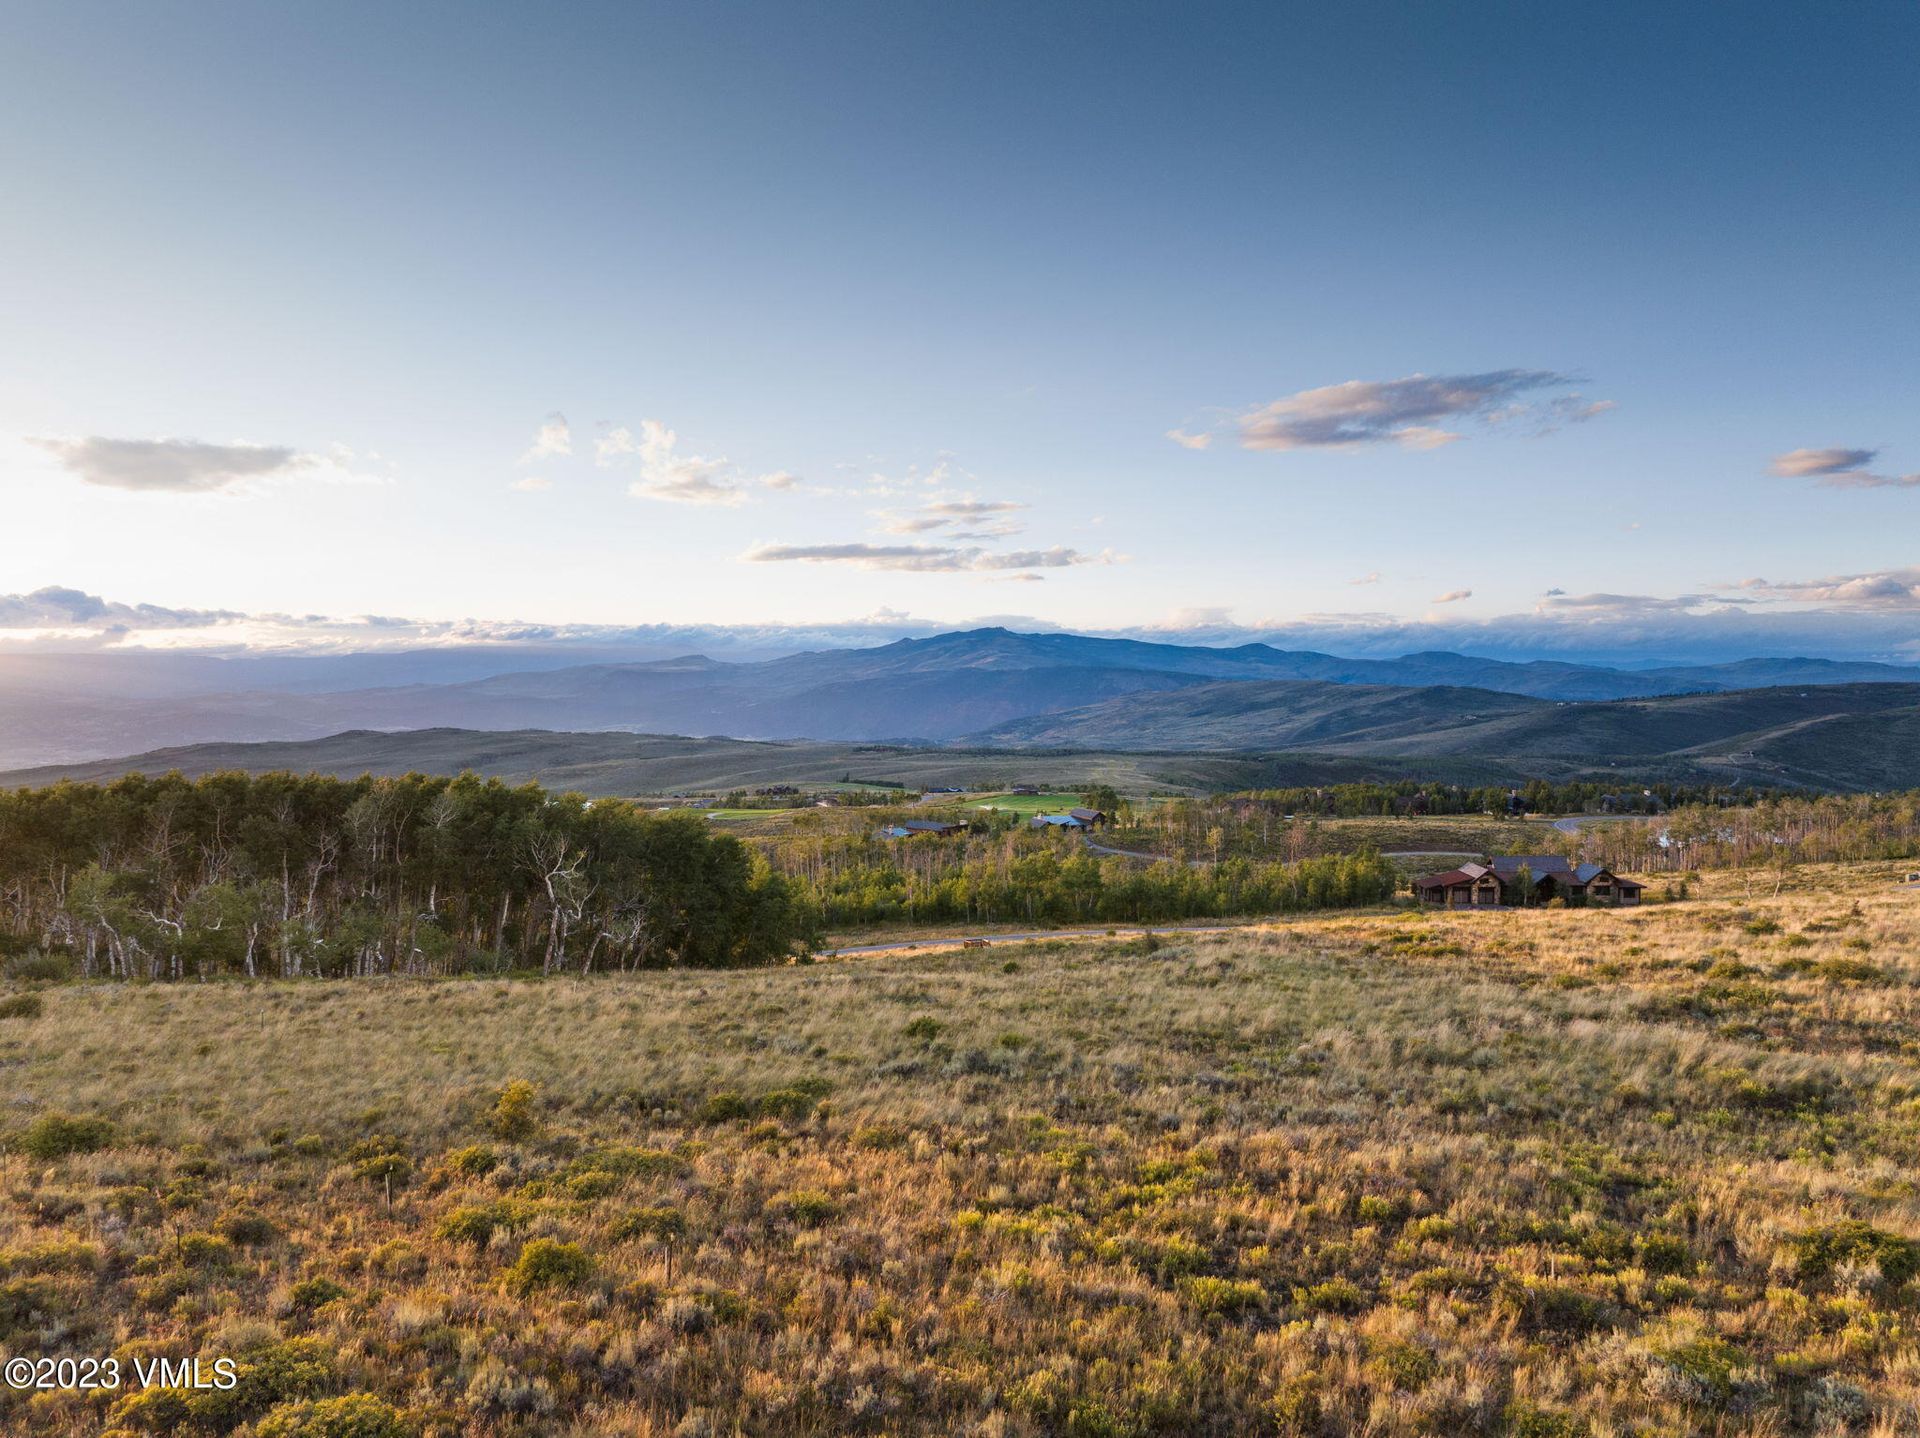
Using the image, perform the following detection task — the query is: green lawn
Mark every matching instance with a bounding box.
[966,791,1086,816]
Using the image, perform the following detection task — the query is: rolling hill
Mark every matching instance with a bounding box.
[1,627,1916,770]
[968,680,1920,789]
[0,729,1516,798]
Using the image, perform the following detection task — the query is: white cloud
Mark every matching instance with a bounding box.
[1236,370,1609,452]
[744,542,1110,573]
[1769,446,1919,489]
[1166,428,1212,451]
[509,475,553,492]
[878,495,1028,539]
[1349,571,1383,585]
[1431,588,1473,604]
[27,436,313,493]
[760,470,801,490]
[621,420,746,506]
[521,412,572,463]
[1730,569,1920,609]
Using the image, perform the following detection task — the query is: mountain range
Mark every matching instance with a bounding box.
[1,628,1915,771]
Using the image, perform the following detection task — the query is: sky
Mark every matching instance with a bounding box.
[2,0,1918,663]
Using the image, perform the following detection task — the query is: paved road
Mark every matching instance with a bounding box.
[822,922,1256,958]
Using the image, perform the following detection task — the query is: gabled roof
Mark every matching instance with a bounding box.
[1487,855,1573,878]
[1413,867,1487,888]
[902,819,963,833]
[1068,807,1105,823]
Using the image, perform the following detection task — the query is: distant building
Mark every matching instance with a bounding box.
[1411,854,1642,907]
[879,819,967,839]
[1030,809,1107,831]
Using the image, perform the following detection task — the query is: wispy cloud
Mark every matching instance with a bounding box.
[520,412,572,463]
[1535,591,1750,616]
[1730,569,1920,609]
[611,420,746,506]
[1430,588,1473,604]
[1165,428,1212,451]
[509,475,552,492]
[1769,446,1920,489]
[27,436,313,493]
[879,495,1028,538]
[1236,370,1609,452]
[1349,571,1382,586]
[744,542,1108,573]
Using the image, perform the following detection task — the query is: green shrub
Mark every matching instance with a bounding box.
[487,1079,539,1141]
[288,1276,349,1311]
[3,951,71,982]
[1495,1278,1620,1337]
[435,1201,528,1247]
[1635,1231,1693,1275]
[255,1393,413,1438]
[220,1211,279,1246]
[17,1111,115,1159]
[1268,1375,1322,1434]
[1368,1340,1438,1392]
[0,993,43,1020]
[1293,1277,1365,1314]
[1505,1403,1589,1437]
[777,1189,841,1226]
[611,1205,687,1243]
[903,1015,942,1040]
[443,1144,498,1176]
[1785,1219,1920,1286]
[344,1135,413,1187]
[505,1238,593,1294]
[1180,1275,1265,1314]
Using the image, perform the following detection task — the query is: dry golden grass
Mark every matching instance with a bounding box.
[2,862,1919,1435]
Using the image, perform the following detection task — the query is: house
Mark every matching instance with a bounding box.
[878,819,967,839]
[1411,854,1642,907]
[1029,809,1108,831]
[1409,862,1503,908]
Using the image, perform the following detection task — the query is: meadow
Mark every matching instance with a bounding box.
[2,863,1919,1436]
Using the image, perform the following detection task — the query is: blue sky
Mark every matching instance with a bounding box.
[2,1,1917,662]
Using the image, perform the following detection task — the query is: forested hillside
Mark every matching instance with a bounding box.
[0,773,802,980]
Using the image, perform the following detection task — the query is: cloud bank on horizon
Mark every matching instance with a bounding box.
[4,580,1920,668]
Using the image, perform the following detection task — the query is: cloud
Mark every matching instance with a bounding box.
[27,436,313,493]
[1730,569,1920,609]
[1535,591,1750,616]
[521,412,572,463]
[1769,446,1919,489]
[878,495,1028,539]
[1237,370,1608,452]
[744,542,1108,573]
[1431,588,1473,604]
[509,476,553,492]
[1166,428,1212,451]
[620,420,745,506]
[760,471,801,490]
[0,586,242,631]
[1349,571,1382,586]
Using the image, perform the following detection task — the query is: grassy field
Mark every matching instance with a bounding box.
[3,865,1919,1435]
[965,791,1088,817]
